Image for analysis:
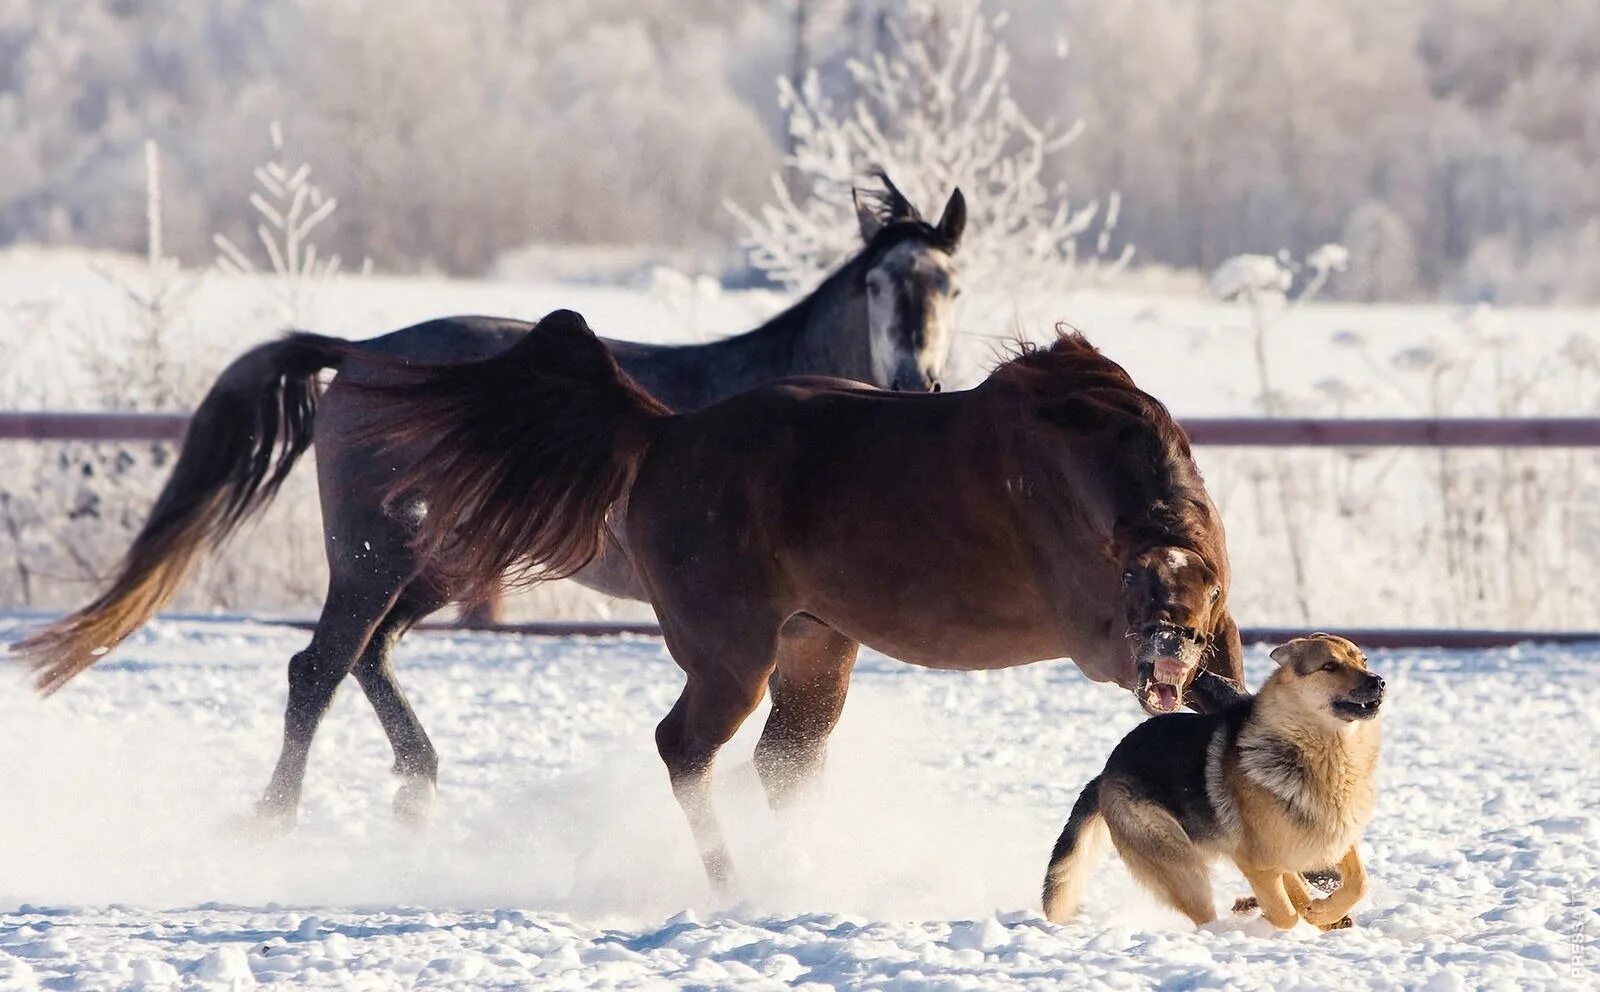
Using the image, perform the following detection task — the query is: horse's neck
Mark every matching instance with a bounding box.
[697,261,873,396]
[1012,404,1211,551]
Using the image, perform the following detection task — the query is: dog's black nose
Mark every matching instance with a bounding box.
[1365,674,1386,694]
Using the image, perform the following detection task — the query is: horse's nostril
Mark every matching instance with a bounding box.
[931,381,943,393]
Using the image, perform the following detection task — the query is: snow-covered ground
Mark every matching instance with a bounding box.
[1,617,1594,990]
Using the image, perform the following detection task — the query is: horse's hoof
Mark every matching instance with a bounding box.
[394,778,437,830]
[229,803,297,840]
[1231,896,1259,915]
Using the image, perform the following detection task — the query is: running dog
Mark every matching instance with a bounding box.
[1042,633,1383,930]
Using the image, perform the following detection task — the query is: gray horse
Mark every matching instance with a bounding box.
[14,175,967,829]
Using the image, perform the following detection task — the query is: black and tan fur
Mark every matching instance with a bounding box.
[1043,633,1383,930]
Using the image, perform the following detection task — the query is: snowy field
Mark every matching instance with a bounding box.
[1,617,1595,990]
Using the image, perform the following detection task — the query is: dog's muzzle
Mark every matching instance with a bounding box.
[1332,673,1386,721]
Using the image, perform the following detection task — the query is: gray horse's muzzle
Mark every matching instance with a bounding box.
[889,365,942,392]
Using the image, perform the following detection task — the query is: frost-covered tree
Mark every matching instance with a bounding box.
[1338,201,1421,302]
[731,0,1129,292]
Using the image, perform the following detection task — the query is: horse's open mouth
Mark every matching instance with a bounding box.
[1138,658,1192,714]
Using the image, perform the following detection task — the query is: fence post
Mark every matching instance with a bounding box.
[458,588,506,628]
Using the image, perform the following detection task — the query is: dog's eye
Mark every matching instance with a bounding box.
[1321,662,1339,673]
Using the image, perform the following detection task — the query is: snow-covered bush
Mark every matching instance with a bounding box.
[730,0,1129,294]
[214,123,349,326]
[1210,245,1346,623]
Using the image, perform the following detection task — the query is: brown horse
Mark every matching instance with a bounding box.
[348,309,1246,887]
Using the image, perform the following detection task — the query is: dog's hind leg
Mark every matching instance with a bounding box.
[351,575,450,828]
[1102,783,1216,926]
[753,614,858,809]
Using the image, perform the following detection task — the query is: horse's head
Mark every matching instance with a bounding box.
[852,173,965,392]
[1117,543,1241,715]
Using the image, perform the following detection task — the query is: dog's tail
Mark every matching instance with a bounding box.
[1042,775,1109,923]
[11,332,345,693]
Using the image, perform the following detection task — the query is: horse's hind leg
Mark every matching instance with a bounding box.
[351,576,451,828]
[753,615,858,809]
[255,565,408,829]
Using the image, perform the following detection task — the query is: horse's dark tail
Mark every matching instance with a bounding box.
[12,332,347,694]
[1042,775,1109,922]
[352,309,670,602]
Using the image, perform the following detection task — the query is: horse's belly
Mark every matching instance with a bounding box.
[862,623,1061,672]
[804,597,1101,676]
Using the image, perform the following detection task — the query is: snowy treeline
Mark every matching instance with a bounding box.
[2,0,1597,301]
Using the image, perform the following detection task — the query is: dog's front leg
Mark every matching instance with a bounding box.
[1239,868,1299,929]
[1281,871,1315,916]
[1303,846,1366,929]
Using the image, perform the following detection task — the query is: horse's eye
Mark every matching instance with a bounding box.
[1121,570,1134,588]
[951,287,963,298]
[1210,585,1221,601]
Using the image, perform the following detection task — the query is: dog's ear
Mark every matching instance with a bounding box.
[1270,639,1307,667]
[1271,638,1334,674]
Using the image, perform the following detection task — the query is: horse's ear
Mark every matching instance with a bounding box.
[1103,516,1134,562]
[937,187,966,248]
[854,187,887,243]
[877,171,918,221]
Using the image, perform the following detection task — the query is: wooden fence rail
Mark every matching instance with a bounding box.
[6,411,1600,447]
[4,410,1599,648]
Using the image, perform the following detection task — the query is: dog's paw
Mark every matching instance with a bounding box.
[1303,898,1353,930]
[1231,896,1260,916]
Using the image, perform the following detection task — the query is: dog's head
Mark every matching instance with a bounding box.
[1268,633,1385,726]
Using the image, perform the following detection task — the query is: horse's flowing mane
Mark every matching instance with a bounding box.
[993,331,1218,554]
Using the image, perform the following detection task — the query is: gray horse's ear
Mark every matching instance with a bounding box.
[880,173,916,219]
[854,187,887,242]
[937,188,967,247]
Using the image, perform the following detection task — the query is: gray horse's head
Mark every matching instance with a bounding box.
[853,175,966,392]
